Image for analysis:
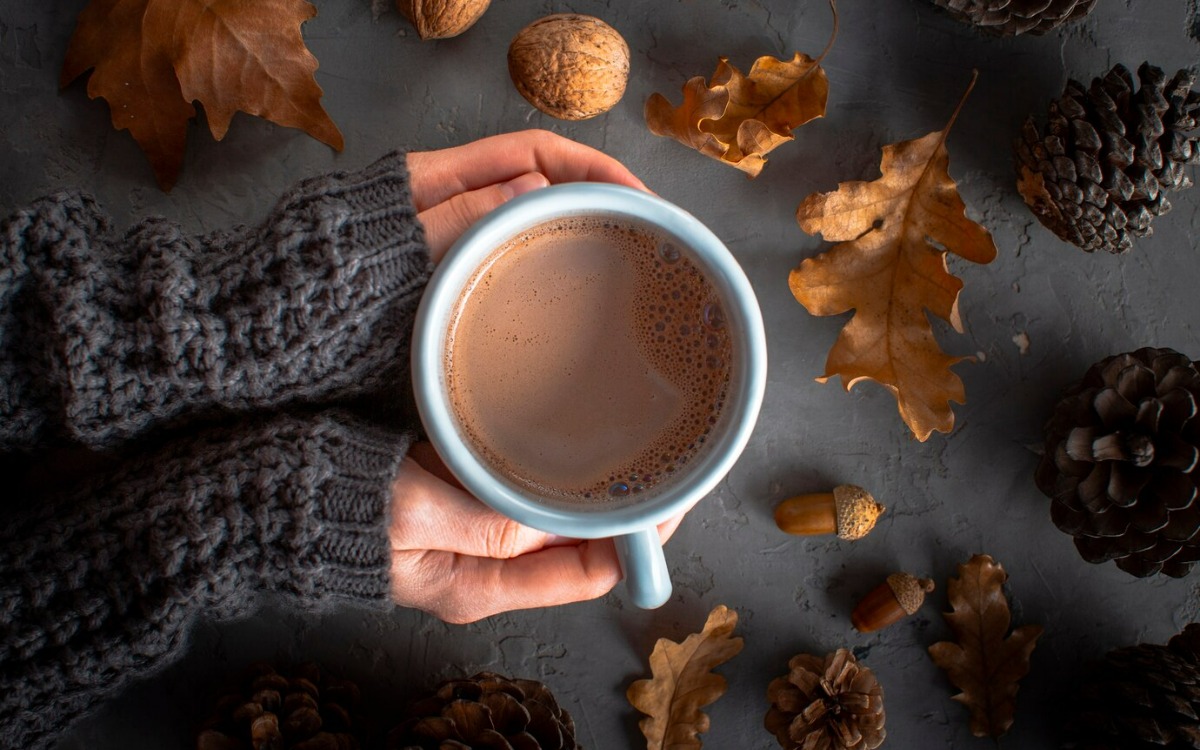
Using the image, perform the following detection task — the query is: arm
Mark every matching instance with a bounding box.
[0,130,662,750]
[0,129,650,451]
[0,411,410,750]
[0,153,431,450]
[0,410,668,750]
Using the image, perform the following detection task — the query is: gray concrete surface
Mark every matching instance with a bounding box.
[4,0,1200,747]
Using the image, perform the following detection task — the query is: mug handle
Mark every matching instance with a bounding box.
[614,528,672,609]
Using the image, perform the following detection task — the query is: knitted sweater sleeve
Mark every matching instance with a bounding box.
[0,411,408,750]
[0,152,432,450]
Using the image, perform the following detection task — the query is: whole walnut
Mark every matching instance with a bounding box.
[508,14,630,120]
[396,0,490,40]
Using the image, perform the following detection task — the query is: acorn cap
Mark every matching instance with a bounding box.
[886,572,935,615]
[833,485,886,540]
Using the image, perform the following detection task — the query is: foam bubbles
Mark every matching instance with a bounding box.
[447,215,734,504]
[620,220,734,496]
[659,241,681,264]
[703,302,726,330]
[609,482,631,497]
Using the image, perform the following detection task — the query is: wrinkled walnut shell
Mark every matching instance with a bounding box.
[397,0,490,40]
[508,14,630,120]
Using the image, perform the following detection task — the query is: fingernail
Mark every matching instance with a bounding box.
[500,172,550,200]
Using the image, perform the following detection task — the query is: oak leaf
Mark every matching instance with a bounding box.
[626,604,744,749]
[61,0,344,190]
[789,73,997,441]
[928,554,1043,739]
[644,1,836,177]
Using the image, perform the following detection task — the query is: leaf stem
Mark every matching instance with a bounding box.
[941,69,980,139]
[814,0,840,68]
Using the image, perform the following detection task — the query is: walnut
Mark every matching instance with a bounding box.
[507,14,630,120]
[396,0,490,40]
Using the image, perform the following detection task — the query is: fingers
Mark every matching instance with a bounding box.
[388,444,692,623]
[392,539,623,624]
[417,171,549,262]
[389,456,560,559]
[408,129,646,211]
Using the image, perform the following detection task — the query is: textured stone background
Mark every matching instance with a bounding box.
[4,0,1200,747]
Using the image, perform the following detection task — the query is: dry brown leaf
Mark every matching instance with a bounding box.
[1017,164,1067,233]
[928,554,1043,739]
[644,1,836,177]
[61,0,344,190]
[626,605,744,749]
[788,72,997,441]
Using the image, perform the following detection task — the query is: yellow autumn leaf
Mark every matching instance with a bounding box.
[789,72,997,441]
[626,605,744,749]
[644,1,836,176]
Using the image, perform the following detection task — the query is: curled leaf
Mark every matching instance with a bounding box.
[627,605,744,749]
[789,71,997,440]
[644,0,836,177]
[928,554,1043,739]
[62,0,344,190]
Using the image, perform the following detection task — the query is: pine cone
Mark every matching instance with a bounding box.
[1036,347,1200,578]
[386,672,579,750]
[1063,624,1200,749]
[1016,62,1200,254]
[196,662,361,750]
[929,0,1096,36]
[764,649,885,750]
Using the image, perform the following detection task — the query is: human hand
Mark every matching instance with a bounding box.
[406,129,647,262]
[388,442,682,624]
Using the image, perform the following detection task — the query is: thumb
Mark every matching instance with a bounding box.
[419,171,549,262]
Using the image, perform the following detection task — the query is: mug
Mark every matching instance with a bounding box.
[411,183,767,609]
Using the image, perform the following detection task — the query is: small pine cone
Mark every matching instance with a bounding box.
[1063,624,1200,749]
[764,649,885,750]
[1016,62,1200,254]
[1036,347,1200,577]
[196,662,361,750]
[929,0,1096,36]
[386,672,579,750]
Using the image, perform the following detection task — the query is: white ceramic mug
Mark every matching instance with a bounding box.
[411,183,767,609]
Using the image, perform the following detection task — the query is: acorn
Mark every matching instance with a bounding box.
[852,573,935,633]
[773,484,886,541]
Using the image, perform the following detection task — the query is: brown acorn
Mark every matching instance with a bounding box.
[852,573,935,633]
[774,484,886,541]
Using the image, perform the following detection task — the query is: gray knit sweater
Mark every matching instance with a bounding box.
[0,152,433,749]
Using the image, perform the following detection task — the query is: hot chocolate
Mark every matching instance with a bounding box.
[445,216,732,505]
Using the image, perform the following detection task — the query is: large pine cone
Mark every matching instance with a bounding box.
[1016,63,1200,254]
[387,672,579,750]
[929,0,1096,36]
[1036,347,1200,577]
[196,662,361,750]
[1063,624,1200,748]
[764,649,885,750]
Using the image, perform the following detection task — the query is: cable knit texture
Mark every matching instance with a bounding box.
[0,413,410,750]
[0,152,433,750]
[0,150,431,449]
